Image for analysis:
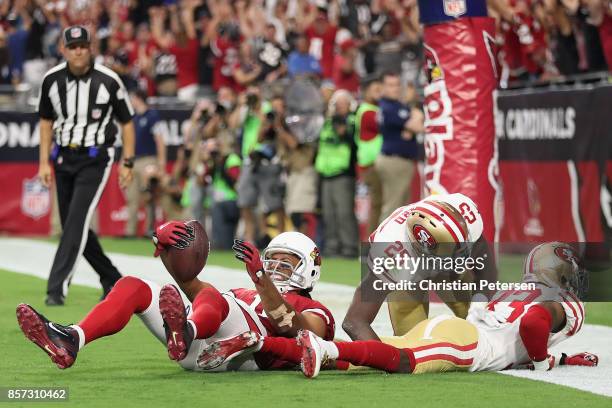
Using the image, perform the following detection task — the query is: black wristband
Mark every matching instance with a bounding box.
[122,157,134,168]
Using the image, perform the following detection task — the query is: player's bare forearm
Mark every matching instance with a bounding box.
[177,278,214,302]
[343,317,381,341]
[255,275,324,337]
[121,122,135,159]
[342,282,385,341]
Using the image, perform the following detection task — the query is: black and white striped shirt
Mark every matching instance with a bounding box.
[38,61,134,147]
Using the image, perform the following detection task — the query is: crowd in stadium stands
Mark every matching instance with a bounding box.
[2,0,611,254]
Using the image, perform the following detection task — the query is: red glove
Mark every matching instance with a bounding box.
[152,221,194,257]
[232,239,264,284]
[561,352,599,367]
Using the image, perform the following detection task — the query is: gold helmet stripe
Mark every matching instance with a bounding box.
[424,200,468,241]
[413,204,463,243]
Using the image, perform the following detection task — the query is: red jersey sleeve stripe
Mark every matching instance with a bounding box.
[301,308,331,325]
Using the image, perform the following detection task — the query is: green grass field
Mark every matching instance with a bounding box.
[1,238,610,407]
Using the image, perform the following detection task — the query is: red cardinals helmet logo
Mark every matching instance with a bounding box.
[554,246,578,265]
[413,225,437,250]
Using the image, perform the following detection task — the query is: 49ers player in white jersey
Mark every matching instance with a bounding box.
[293,242,598,377]
[344,193,497,339]
[15,227,334,372]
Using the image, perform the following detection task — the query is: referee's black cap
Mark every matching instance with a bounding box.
[63,25,90,47]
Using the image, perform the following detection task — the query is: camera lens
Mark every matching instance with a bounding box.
[246,94,258,107]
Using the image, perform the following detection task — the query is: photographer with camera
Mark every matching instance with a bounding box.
[182,87,236,228]
[229,86,286,245]
[206,137,242,250]
[275,94,318,236]
[315,90,359,258]
[125,89,167,238]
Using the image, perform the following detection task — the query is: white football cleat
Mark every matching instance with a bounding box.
[297,330,324,378]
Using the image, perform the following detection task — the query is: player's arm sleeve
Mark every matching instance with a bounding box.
[38,77,55,120]
[111,79,135,124]
[519,304,552,362]
[301,302,336,340]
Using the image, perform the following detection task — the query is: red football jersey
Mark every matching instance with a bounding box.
[230,288,335,340]
[169,38,199,89]
[211,37,240,91]
[305,24,338,79]
[230,288,335,370]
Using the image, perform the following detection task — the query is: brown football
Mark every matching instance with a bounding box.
[160,220,209,282]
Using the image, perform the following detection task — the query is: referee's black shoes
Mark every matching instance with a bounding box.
[45,294,65,306]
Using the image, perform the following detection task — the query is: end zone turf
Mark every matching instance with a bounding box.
[1,269,611,407]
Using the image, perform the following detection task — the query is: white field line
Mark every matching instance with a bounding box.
[1,238,610,397]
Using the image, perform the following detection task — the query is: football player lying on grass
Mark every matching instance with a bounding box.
[198,242,599,377]
[16,223,335,371]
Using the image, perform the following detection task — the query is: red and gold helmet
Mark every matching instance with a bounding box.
[523,242,588,298]
[406,199,470,258]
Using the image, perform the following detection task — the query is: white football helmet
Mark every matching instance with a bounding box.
[262,232,322,293]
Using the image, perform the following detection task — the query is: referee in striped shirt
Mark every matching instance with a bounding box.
[38,26,135,306]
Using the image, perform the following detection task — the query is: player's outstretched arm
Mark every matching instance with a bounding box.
[342,272,388,341]
[519,301,566,370]
[232,240,327,338]
[519,300,598,370]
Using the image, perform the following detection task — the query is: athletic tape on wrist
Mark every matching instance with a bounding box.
[268,304,295,328]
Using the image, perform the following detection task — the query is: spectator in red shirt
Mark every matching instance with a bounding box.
[302,4,338,79]
[211,22,241,91]
[583,0,612,71]
[150,3,200,102]
[333,38,360,94]
[127,23,158,96]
